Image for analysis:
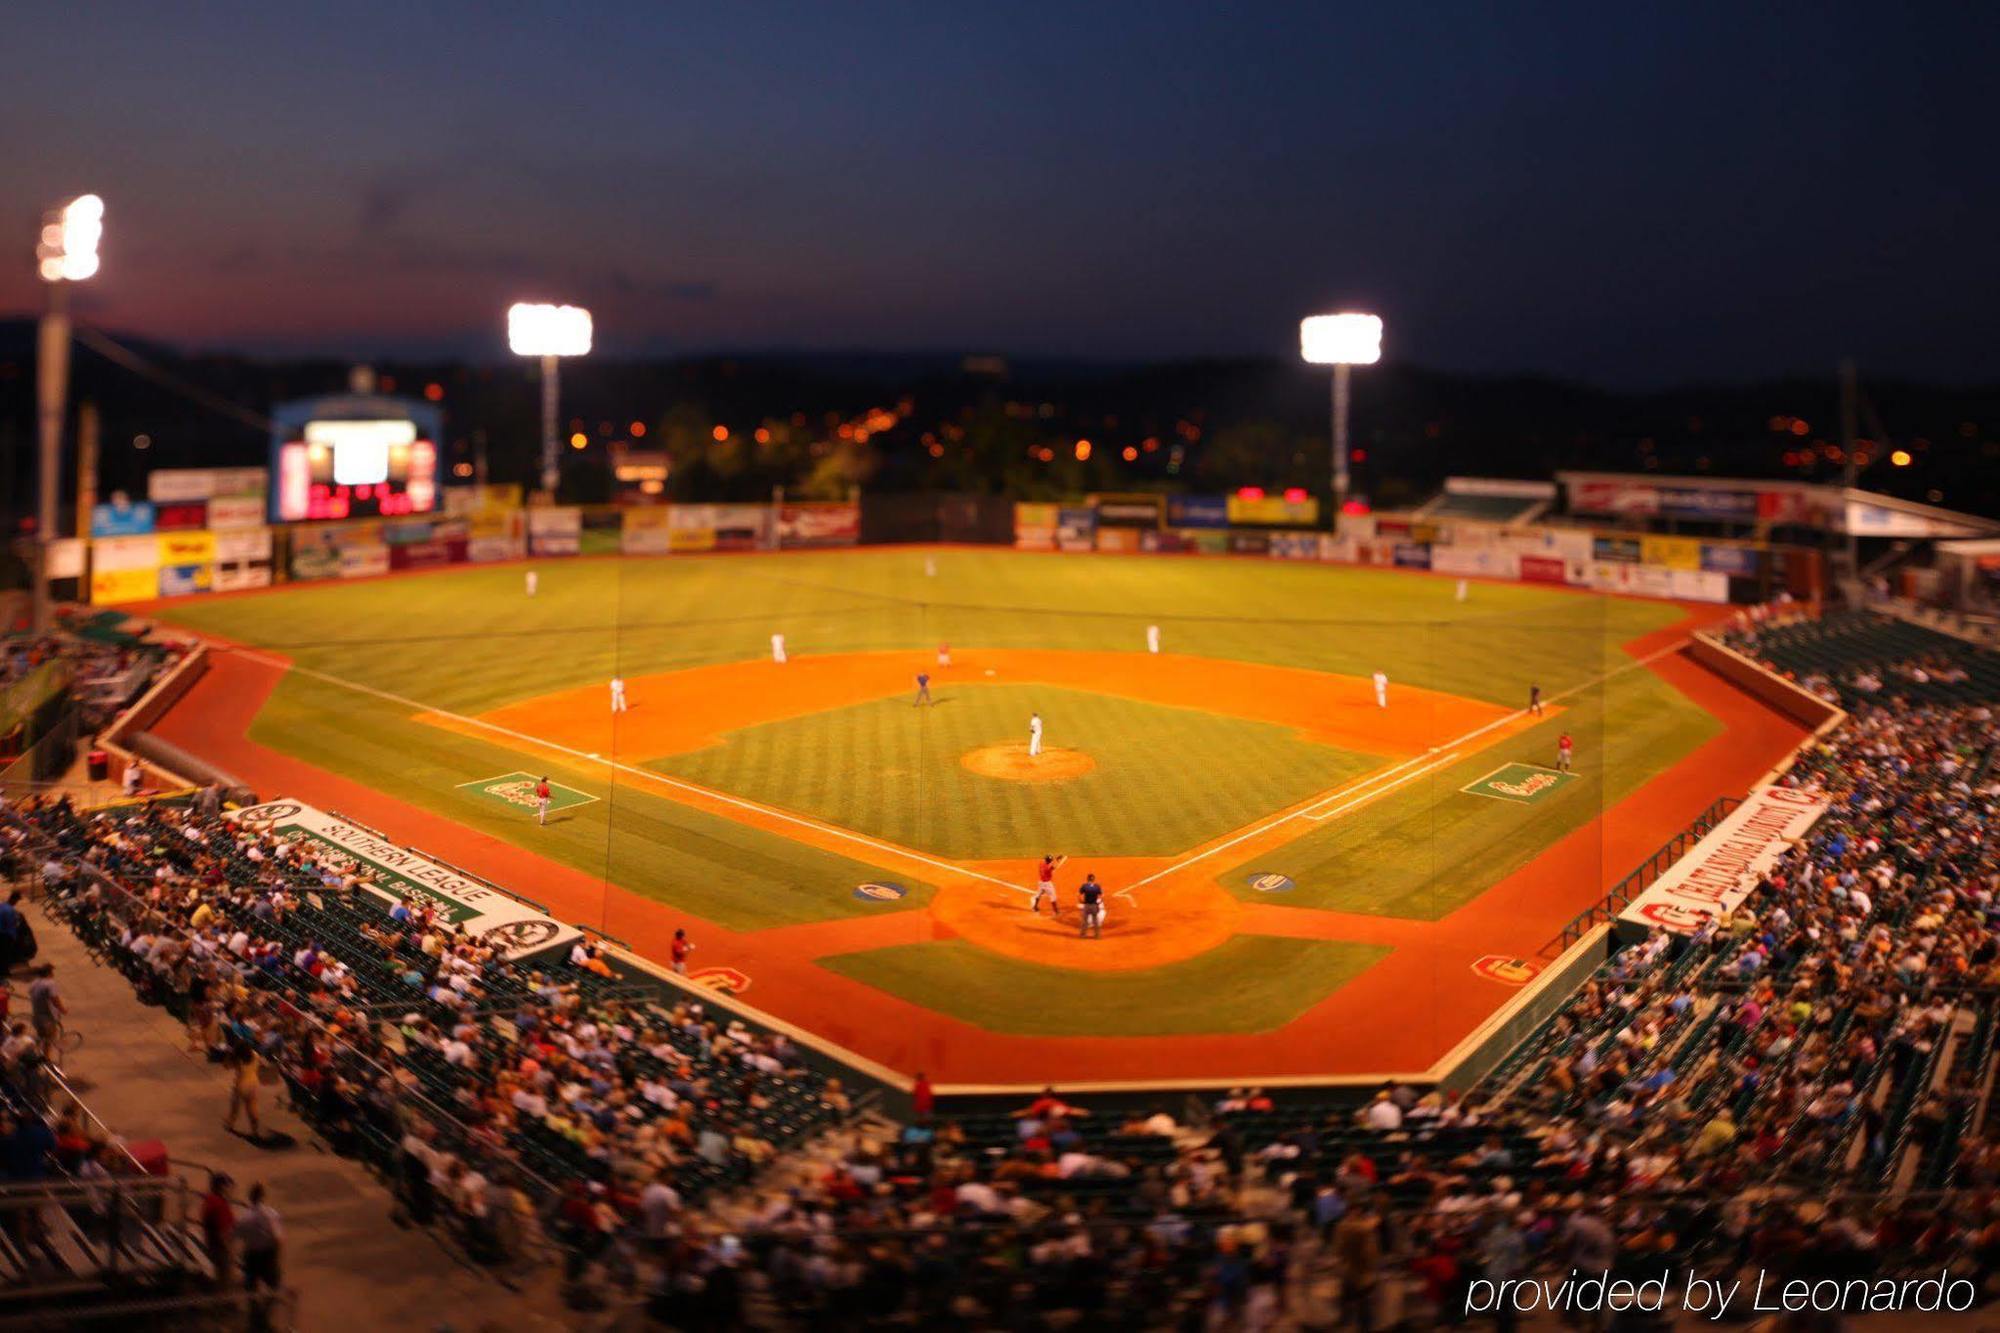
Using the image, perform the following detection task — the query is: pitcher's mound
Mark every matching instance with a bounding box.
[961,744,1096,783]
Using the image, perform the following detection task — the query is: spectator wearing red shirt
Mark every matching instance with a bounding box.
[200,1172,235,1284]
[912,1071,934,1119]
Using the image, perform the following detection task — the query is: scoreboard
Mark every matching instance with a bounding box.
[269,393,443,523]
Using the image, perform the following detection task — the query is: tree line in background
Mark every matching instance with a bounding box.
[2,318,1998,534]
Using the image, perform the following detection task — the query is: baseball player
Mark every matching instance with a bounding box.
[1146,624,1161,654]
[938,642,951,667]
[534,776,552,825]
[1078,874,1105,939]
[670,928,694,975]
[1529,683,1544,717]
[914,671,932,706]
[525,569,539,597]
[1455,578,1468,602]
[609,676,629,713]
[1372,670,1389,709]
[1031,854,1065,914]
[1028,712,1044,757]
[1557,732,1574,773]
[770,632,787,664]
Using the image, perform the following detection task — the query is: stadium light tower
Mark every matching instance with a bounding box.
[1299,312,1382,540]
[31,194,104,630]
[507,302,592,495]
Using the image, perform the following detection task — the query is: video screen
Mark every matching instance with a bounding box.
[275,419,438,521]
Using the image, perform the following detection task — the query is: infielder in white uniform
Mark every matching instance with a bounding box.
[525,569,539,597]
[1372,670,1389,708]
[1146,624,1161,654]
[1455,579,1468,602]
[609,676,628,713]
[770,633,787,664]
[1028,712,1043,757]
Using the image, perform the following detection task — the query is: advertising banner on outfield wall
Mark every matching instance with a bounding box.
[578,507,624,556]
[212,565,273,592]
[1592,536,1642,563]
[1091,495,1164,529]
[1700,542,1762,577]
[1014,502,1059,550]
[152,501,209,531]
[1618,784,1828,934]
[674,503,770,551]
[1268,532,1321,559]
[1184,529,1230,554]
[158,563,213,597]
[92,534,161,573]
[1166,495,1229,529]
[1518,554,1570,585]
[1056,507,1096,552]
[621,507,673,555]
[1587,562,1675,598]
[207,496,268,530]
[527,506,582,556]
[1430,545,1522,580]
[1642,535,1703,571]
[157,530,217,566]
[1227,495,1320,526]
[777,502,860,548]
[230,801,580,960]
[1094,527,1140,553]
[1392,543,1432,570]
[1227,530,1271,555]
[90,567,158,604]
[90,497,156,537]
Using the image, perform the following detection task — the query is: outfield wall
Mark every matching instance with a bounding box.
[1011,498,1820,606]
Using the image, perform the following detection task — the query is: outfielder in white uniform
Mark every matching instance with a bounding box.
[1146,624,1161,654]
[609,677,628,713]
[1455,579,1468,602]
[770,633,787,664]
[526,570,539,597]
[1372,670,1389,708]
[1028,712,1043,757]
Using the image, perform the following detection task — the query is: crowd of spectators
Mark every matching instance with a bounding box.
[0,794,853,1281]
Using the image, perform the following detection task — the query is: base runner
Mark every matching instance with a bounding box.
[1031,854,1066,914]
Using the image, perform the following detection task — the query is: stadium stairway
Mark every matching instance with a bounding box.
[20,898,577,1333]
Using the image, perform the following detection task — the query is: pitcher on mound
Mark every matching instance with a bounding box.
[1028,711,1043,757]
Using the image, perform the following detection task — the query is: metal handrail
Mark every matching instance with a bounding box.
[1545,793,1741,953]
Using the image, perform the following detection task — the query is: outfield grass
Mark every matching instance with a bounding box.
[1221,666,1720,918]
[818,935,1390,1036]
[652,681,1381,859]
[158,549,1684,713]
[150,550,1707,947]
[250,672,937,931]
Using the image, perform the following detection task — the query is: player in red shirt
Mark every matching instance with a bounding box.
[1557,733,1574,774]
[670,928,693,975]
[1030,854,1065,915]
[535,777,552,826]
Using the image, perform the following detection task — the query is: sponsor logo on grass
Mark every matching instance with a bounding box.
[689,966,751,995]
[1461,762,1577,805]
[456,771,598,814]
[1473,955,1539,985]
[1245,872,1296,893]
[853,881,908,902]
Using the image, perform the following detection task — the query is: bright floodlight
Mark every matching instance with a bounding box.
[38,194,104,283]
[508,302,593,357]
[1300,312,1382,365]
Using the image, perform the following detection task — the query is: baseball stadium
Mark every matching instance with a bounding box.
[6,10,2000,1327]
[121,539,1797,1085]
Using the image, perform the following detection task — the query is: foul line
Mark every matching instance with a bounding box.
[217,645,1031,899]
[1115,634,1693,902]
[1302,750,1462,821]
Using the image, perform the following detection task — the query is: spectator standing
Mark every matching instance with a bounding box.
[200,1173,235,1284]
[235,1182,284,1306]
[26,966,64,1050]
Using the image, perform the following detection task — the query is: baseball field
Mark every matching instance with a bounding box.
[141,548,1809,1083]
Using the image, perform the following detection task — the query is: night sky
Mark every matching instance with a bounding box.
[3,2,1993,385]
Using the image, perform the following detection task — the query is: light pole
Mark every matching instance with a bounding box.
[32,194,103,630]
[507,303,592,496]
[1299,312,1382,540]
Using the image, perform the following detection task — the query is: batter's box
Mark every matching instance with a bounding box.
[1461,761,1577,805]
[458,770,600,814]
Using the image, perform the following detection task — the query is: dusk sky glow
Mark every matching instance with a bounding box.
[3,2,1993,384]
